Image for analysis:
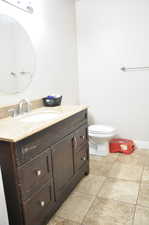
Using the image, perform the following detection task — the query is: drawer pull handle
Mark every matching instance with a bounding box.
[36,170,41,176]
[81,156,86,161]
[74,136,78,148]
[40,201,45,207]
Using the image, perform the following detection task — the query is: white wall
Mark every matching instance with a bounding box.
[0,0,79,106]
[0,168,9,225]
[76,0,149,142]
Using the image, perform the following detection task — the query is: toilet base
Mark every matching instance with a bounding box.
[89,141,109,156]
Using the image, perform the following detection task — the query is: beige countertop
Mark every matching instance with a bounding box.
[0,105,87,142]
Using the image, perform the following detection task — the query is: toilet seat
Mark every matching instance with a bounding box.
[88,125,116,135]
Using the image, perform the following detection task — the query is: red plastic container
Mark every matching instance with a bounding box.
[110,139,135,154]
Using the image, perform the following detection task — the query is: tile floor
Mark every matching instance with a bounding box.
[48,150,149,225]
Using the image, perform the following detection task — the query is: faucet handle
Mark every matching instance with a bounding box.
[28,101,32,112]
[18,98,32,114]
[8,108,17,118]
[25,99,32,112]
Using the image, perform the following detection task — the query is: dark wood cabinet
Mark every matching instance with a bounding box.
[0,109,89,225]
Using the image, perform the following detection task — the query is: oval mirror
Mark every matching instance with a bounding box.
[0,15,35,94]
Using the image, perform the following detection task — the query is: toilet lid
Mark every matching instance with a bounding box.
[88,125,116,134]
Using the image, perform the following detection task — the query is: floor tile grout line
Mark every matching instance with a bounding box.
[137,203,149,209]
[80,194,98,225]
[50,151,148,225]
[136,165,144,204]
[97,177,140,203]
[94,157,118,195]
[75,181,140,206]
[106,176,141,183]
[80,158,122,225]
[95,176,108,196]
[132,165,145,225]
[89,157,118,178]
[54,157,120,224]
[89,155,141,198]
[72,189,99,198]
[131,203,137,225]
[92,196,136,206]
[90,154,143,206]
[54,190,96,224]
[54,215,82,225]
[72,175,137,199]
[105,153,144,183]
[81,196,136,225]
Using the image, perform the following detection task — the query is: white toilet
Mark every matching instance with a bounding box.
[88,125,117,156]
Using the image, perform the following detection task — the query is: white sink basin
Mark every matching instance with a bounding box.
[19,112,60,123]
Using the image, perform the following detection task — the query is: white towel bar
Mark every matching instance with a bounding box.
[121,66,149,72]
[121,67,149,72]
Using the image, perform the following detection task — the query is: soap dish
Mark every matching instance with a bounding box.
[43,95,62,107]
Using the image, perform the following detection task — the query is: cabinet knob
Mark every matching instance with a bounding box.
[81,156,86,161]
[40,201,45,207]
[36,170,41,176]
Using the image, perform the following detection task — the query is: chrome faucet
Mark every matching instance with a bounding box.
[8,99,32,118]
[18,98,32,115]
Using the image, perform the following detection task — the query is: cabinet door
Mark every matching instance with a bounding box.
[52,134,74,199]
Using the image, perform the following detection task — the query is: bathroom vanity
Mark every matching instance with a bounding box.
[0,106,89,225]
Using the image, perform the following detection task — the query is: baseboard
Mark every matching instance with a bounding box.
[134,140,149,150]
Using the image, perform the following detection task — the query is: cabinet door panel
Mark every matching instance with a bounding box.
[52,134,74,197]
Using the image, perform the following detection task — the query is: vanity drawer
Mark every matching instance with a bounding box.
[16,132,50,166]
[18,149,51,200]
[16,109,87,166]
[75,144,89,171]
[74,125,88,150]
[23,183,53,225]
